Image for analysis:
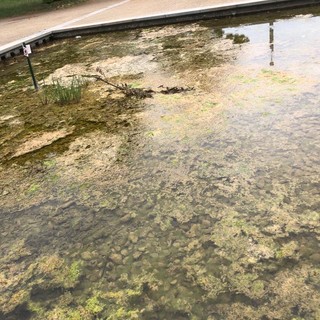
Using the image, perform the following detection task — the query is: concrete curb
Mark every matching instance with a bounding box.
[1,0,319,60]
[0,31,53,60]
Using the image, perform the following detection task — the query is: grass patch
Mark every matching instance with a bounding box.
[0,0,86,19]
[39,76,85,106]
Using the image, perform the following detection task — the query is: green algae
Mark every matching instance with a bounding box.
[0,255,83,317]
[27,183,41,195]
[85,295,104,315]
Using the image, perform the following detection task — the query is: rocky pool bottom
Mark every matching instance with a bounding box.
[0,6,320,320]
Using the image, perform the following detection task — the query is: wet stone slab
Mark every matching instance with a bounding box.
[0,6,320,320]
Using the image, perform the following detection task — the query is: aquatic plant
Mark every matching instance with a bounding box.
[28,302,46,317]
[27,183,41,195]
[226,33,250,44]
[45,306,86,320]
[105,307,140,320]
[66,261,82,286]
[38,87,51,106]
[36,256,80,289]
[85,295,103,315]
[38,76,84,106]
[52,77,84,105]
[82,287,142,319]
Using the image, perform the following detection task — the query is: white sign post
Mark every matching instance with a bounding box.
[23,44,32,57]
[22,42,39,91]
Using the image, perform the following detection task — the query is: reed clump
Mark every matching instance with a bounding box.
[39,76,84,106]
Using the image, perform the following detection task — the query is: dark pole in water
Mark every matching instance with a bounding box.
[22,42,39,91]
[269,22,274,66]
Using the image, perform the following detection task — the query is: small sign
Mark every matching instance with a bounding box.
[23,44,32,57]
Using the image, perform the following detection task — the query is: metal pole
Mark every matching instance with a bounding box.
[269,22,274,66]
[23,42,39,91]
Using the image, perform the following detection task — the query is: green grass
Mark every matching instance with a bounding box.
[0,0,86,19]
[39,76,85,106]
[51,77,83,105]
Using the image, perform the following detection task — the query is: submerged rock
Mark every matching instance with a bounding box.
[81,251,94,261]
[109,253,123,264]
[128,232,139,244]
[12,128,74,158]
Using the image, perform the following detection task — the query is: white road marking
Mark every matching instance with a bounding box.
[53,0,131,30]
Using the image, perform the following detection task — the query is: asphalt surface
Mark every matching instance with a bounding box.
[0,0,261,47]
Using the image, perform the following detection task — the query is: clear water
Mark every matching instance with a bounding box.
[0,6,320,320]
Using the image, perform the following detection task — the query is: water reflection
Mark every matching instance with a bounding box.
[269,22,274,66]
[223,12,320,74]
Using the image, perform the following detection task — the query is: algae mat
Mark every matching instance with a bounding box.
[0,6,320,320]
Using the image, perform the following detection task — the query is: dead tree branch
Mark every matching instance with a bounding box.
[74,67,194,99]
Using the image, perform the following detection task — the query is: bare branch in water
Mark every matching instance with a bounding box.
[69,68,194,99]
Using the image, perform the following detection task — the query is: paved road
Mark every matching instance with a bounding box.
[0,0,261,47]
